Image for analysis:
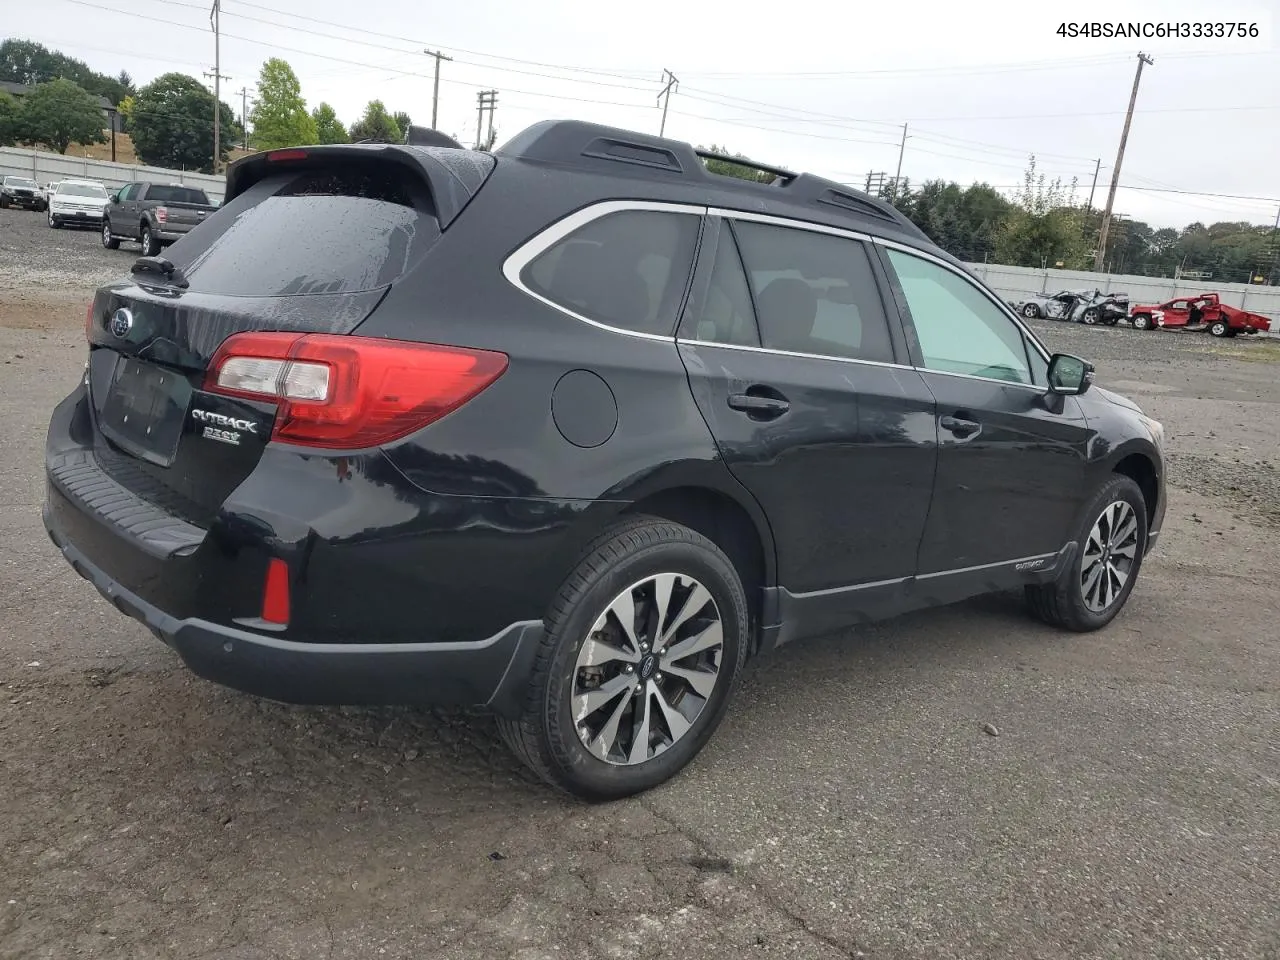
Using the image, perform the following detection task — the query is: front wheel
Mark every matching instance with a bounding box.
[1026,475,1147,632]
[1209,320,1229,337]
[1082,308,1099,325]
[497,516,748,800]
[1021,303,1041,319]
[1132,313,1153,331]
[101,220,120,249]
[48,210,61,229]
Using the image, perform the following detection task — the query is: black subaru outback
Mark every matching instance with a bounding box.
[43,120,1165,799]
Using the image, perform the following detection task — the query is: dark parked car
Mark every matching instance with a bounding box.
[102,181,217,255]
[1,175,43,210]
[44,121,1166,800]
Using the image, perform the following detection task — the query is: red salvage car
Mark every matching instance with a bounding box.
[1129,293,1272,337]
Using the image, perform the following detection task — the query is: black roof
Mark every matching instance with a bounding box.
[496,119,930,244]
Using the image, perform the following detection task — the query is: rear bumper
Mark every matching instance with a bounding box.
[44,501,543,712]
[154,226,194,242]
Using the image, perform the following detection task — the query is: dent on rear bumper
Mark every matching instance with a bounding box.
[44,502,544,713]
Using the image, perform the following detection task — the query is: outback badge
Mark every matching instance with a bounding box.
[192,408,258,446]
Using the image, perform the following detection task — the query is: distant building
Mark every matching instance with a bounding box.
[0,80,123,132]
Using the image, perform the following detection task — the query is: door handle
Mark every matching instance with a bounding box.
[940,414,981,438]
[728,390,790,419]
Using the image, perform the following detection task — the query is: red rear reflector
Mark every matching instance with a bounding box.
[266,149,308,162]
[262,558,290,624]
[205,333,509,449]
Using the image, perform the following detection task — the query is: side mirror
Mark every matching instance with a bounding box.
[110,194,120,204]
[1047,354,1094,395]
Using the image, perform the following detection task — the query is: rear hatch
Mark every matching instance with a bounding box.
[82,146,495,526]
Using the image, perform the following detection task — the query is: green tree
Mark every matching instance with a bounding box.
[116,94,136,133]
[131,73,239,173]
[249,58,316,149]
[392,111,412,137]
[697,143,773,182]
[0,91,20,147]
[0,39,131,105]
[994,156,1088,269]
[310,102,347,144]
[17,78,106,154]
[348,100,401,143]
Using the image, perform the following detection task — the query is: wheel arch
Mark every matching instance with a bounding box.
[1111,449,1160,527]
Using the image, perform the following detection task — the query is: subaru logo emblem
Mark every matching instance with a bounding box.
[109,308,133,339]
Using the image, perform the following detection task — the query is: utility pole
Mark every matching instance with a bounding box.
[893,123,908,199]
[206,0,224,173]
[1268,205,1280,285]
[475,90,497,150]
[236,86,254,150]
[1086,158,1101,213]
[657,69,678,137]
[423,49,453,129]
[1094,52,1153,272]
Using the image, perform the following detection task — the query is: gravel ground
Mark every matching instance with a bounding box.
[2,206,1278,959]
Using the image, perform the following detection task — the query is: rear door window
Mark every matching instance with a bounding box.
[172,166,443,297]
[731,220,896,363]
[145,185,210,204]
[521,209,701,337]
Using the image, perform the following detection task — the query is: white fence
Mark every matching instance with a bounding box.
[965,261,1280,331]
[0,146,224,203]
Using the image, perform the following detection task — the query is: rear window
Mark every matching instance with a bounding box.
[146,185,210,204]
[174,166,442,298]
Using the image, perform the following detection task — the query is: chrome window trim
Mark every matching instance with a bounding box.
[503,200,1060,395]
[501,199,708,342]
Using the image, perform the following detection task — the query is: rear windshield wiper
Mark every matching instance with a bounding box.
[131,255,189,289]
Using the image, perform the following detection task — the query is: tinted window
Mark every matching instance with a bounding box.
[6,177,36,189]
[175,167,441,297]
[523,210,700,336]
[731,221,894,363]
[119,184,139,201]
[885,248,1032,385]
[146,185,210,204]
[690,226,760,347]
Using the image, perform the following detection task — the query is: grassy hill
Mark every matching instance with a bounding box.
[18,131,255,168]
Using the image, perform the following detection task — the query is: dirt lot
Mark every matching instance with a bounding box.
[1,206,1278,959]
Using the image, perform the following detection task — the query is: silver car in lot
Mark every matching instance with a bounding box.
[1010,289,1094,320]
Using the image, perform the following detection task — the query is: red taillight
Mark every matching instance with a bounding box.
[204,333,509,449]
[154,206,168,223]
[262,558,290,625]
[267,149,308,162]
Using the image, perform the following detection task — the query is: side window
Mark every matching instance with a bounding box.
[690,225,761,347]
[522,210,700,336]
[732,221,895,364]
[884,247,1032,385]
[119,184,138,201]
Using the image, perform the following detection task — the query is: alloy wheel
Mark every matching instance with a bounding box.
[1080,501,1139,613]
[571,573,723,766]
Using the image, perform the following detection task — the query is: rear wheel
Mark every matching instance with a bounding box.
[101,220,119,249]
[1082,308,1100,325]
[1132,313,1154,331]
[0,196,8,209]
[140,224,160,256]
[1026,475,1147,632]
[497,516,748,800]
[1021,303,1041,319]
[1209,320,1229,337]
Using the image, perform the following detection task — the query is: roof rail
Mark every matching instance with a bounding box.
[403,125,465,149]
[694,149,797,184]
[496,120,926,240]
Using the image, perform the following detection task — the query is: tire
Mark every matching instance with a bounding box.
[497,515,749,801]
[1082,308,1099,325]
[1132,313,1153,331]
[1026,475,1148,632]
[1021,303,1041,319]
[48,210,62,229]
[101,220,120,249]
[0,196,9,209]
[1103,316,1119,326]
[1209,320,1228,337]
[140,224,160,256]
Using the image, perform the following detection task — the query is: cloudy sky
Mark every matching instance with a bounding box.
[9,0,1278,228]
